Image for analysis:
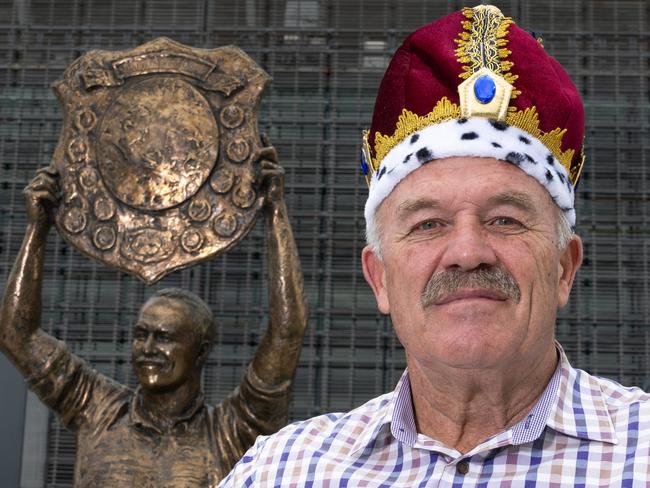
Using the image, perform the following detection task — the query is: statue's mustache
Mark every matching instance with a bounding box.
[421,266,521,307]
[135,354,168,366]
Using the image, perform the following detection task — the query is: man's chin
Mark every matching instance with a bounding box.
[135,372,174,391]
[419,325,514,368]
[426,303,514,336]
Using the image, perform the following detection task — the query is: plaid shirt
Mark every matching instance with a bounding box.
[218,345,650,487]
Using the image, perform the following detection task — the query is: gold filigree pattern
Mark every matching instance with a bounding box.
[373,97,460,168]
[571,148,586,184]
[369,101,580,186]
[454,5,520,97]
[505,106,575,177]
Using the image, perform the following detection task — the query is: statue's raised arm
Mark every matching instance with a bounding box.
[210,140,309,474]
[1,166,63,380]
[251,139,309,390]
[1,167,131,436]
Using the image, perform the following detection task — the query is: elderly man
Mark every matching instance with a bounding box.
[219,5,649,487]
[0,148,308,486]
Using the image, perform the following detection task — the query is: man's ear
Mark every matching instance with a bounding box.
[557,234,583,308]
[362,246,390,314]
[195,340,211,367]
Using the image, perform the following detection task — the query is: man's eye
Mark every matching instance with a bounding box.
[415,220,440,231]
[490,216,522,227]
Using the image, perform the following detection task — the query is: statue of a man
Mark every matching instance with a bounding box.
[0,147,308,487]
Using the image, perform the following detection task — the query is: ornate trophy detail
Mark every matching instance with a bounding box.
[50,37,270,283]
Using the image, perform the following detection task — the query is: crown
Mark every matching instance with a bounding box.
[359,4,585,187]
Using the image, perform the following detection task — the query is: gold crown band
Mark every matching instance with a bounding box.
[366,101,582,186]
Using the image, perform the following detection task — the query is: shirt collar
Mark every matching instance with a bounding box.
[545,343,618,444]
[390,369,418,446]
[349,373,405,455]
[385,366,563,450]
[130,387,206,433]
[353,341,618,454]
[509,350,561,445]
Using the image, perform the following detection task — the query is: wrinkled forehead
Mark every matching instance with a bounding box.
[378,156,556,219]
[136,296,194,329]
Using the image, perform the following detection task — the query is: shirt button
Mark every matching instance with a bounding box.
[456,461,469,475]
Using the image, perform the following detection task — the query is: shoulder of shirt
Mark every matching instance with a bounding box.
[578,368,650,409]
[571,366,650,444]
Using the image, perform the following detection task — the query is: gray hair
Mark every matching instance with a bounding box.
[366,203,574,258]
[365,212,384,258]
[147,288,217,346]
[554,207,574,250]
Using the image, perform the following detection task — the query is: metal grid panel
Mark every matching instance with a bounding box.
[0,0,648,486]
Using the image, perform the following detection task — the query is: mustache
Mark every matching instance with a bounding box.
[421,265,521,307]
[135,355,168,366]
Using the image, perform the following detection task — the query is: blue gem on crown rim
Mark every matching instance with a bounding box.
[360,149,369,175]
[474,75,496,104]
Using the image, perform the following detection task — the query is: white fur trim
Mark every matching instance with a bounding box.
[364,117,575,229]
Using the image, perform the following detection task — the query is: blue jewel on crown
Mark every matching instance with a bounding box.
[474,74,497,104]
[360,149,369,175]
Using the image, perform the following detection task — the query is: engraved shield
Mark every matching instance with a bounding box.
[50,38,270,284]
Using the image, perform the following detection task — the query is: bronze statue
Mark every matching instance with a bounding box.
[0,147,308,486]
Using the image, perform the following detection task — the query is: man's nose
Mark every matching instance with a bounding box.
[143,333,156,353]
[439,219,497,271]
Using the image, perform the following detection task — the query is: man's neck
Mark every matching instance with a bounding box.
[407,344,558,454]
[138,378,203,430]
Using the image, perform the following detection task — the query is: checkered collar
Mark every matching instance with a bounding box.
[545,344,618,444]
[351,342,618,455]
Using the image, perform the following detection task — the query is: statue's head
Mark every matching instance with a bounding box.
[131,288,216,393]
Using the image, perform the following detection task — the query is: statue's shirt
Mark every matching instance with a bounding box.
[27,339,291,487]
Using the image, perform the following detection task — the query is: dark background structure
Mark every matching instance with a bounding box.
[0,0,648,486]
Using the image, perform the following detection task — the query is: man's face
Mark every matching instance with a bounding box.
[362,156,582,372]
[132,297,203,392]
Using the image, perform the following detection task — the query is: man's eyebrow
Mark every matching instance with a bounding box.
[135,324,178,337]
[133,323,149,334]
[396,198,441,219]
[487,191,538,213]
[134,317,172,330]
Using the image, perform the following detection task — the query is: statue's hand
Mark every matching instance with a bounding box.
[23,166,60,227]
[256,134,284,209]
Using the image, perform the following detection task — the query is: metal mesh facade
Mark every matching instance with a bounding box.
[0,0,648,486]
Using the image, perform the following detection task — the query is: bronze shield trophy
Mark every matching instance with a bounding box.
[50,37,270,283]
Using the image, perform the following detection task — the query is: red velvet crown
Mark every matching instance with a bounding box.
[364,5,585,185]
